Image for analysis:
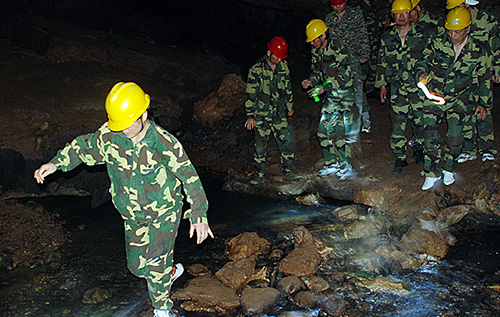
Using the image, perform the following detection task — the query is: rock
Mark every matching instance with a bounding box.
[171,276,240,313]
[225,232,270,260]
[187,263,211,277]
[82,287,110,304]
[318,295,348,316]
[400,219,457,260]
[291,226,315,245]
[240,287,281,315]
[269,248,284,261]
[334,204,359,222]
[279,242,321,276]
[180,301,218,313]
[472,164,500,214]
[292,291,320,308]
[436,205,474,227]
[300,275,330,292]
[276,276,306,295]
[215,258,256,288]
[193,73,246,127]
[352,276,410,296]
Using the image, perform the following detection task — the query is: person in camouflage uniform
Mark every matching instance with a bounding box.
[410,0,445,37]
[447,0,500,164]
[244,36,297,184]
[302,19,356,179]
[415,7,491,190]
[352,0,384,99]
[34,82,214,317]
[375,0,429,175]
[325,0,371,135]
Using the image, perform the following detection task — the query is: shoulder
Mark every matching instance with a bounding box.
[154,124,180,147]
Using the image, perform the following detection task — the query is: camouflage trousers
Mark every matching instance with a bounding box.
[254,115,294,175]
[389,85,424,160]
[317,92,355,166]
[461,106,497,156]
[352,60,366,126]
[124,210,182,310]
[422,99,470,177]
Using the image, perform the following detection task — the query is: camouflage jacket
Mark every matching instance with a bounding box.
[49,121,209,224]
[309,38,354,97]
[470,8,500,77]
[375,23,430,89]
[245,56,293,119]
[325,6,370,61]
[414,33,491,108]
[353,0,383,53]
[417,10,445,37]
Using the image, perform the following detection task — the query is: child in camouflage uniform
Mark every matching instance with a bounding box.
[302,19,356,180]
[34,82,214,317]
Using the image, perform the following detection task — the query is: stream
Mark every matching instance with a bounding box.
[1,177,500,316]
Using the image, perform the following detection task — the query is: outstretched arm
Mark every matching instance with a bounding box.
[189,223,214,244]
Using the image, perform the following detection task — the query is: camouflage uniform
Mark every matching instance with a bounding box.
[325,5,370,133]
[309,38,355,167]
[416,10,445,37]
[414,33,491,177]
[245,56,295,177]
[461,8,500,157]
[375,23,430,160]
[49,121,208,311]
[352,0,384,94]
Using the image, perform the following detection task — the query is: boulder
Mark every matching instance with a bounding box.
[225,232,270,260]
[215,258,256,289]
[240,287,281,315]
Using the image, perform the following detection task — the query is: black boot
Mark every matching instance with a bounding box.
[392,158,408,175]
[413,148,424,165]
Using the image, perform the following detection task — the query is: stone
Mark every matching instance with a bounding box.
[225,232,270,260]
[82,287,110,304]
[292,291,320,308]
[300,275,330,292]
[279,242,321,276]
[171,276,240,312]
[215,258,256,288]
[334,204,359,222]
[276,275,306,295]
[240,287,281,315]
[187,263,211,277]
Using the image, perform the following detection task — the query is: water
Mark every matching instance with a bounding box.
[1,179,500,316]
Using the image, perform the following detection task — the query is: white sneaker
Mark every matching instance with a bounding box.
[361,126,371,133]
[442,170,455,186]
[482,153,495,162]
[336,164,355,180]
[457,153,477,163]
[172,263,184,282]
[318,163,340,176]
[154,309,177,317]
[421,176,441,191]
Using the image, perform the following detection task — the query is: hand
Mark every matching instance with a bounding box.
[493,75,500,84]
[418,72,428,83]
[189,223,214,244]
[360,58,368,64]
[288,108,294,116]
[308,87,324,97]
[475,106,487,120]
[301,79,312,89]
[380,85,387,104]
[34,163,57,184]
[244,118,256,130]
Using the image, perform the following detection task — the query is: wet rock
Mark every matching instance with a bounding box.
[179,301,218,313]
[171,276,240,313]
[82,287,110,304]
[225,232,270,260]
[279,243,321,277]
[292,290,320,308]
[187,263,211,277]
[334,204,360,222]
[276,275,306,295]
[318,295,348,316]
[400,219,457,260]
[240,287,281,315]
[436,205,475,227]
[193,73,246,127]
[278,311,310,317]
[352,276,410,296]
[269,248,284,261]
[215,258,256,288]
[291,226,316,245]
[472,164,500,214]
[301,275,330,292]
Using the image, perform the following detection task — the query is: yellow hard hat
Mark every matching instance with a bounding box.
[105,82,150,131]
[446,0,465,9]
[391,0,413,13]
[410,0,420,9]
[306,19,329,42]
[445,6,471,30]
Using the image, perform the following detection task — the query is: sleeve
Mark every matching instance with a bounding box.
[474,49,493,109]
[488,16,500,77]
[283,61,294,111]
[49,125,107,172]
[244,63,259,119]
[375,38,388,88]
[309,48,323,87]
[353,8,371,60]
[163,136,209,225]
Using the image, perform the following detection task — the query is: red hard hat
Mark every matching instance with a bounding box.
[330,0,346,5]
[267,36,288,59]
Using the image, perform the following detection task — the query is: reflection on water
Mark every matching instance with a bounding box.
[1,181,500,316]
